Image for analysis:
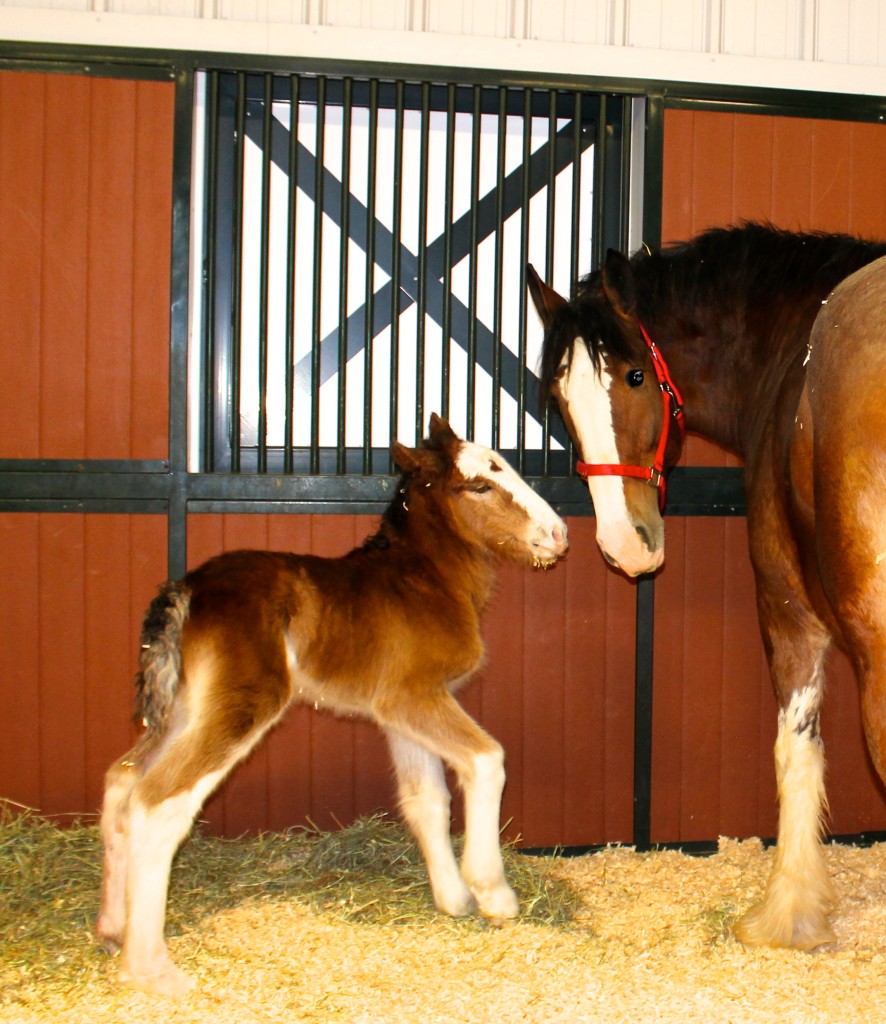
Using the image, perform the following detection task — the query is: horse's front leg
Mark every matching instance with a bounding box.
[734,592,835,950]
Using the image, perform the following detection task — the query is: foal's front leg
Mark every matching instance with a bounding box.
[385,729,475,917]
[380,694,518,923]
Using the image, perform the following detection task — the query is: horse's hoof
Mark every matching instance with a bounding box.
[734,903,835,951]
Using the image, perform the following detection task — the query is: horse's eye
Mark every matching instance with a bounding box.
[625,368,645,387]
[472,483,492,495]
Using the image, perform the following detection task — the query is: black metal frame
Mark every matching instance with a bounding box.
[2,42,885,850]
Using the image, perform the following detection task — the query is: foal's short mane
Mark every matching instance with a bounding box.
[362,431,453,550]
[537,222,886,406]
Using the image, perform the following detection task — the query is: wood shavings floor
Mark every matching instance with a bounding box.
[4,835,886,1023]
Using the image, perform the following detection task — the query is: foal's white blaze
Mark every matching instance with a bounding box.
[455,441,568,562]
[558,342,663,576]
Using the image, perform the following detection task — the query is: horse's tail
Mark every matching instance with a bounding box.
[134,581,191,734]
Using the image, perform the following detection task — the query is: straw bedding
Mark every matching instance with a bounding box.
[2,803,885,1023]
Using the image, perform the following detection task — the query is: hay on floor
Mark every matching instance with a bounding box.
[2,801,886,1023]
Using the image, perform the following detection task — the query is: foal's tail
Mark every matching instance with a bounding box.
[134,581,191,734]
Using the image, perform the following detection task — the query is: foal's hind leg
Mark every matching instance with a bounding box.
[117,756,236,996]
[377,691,518,923]
[96,753,141,952]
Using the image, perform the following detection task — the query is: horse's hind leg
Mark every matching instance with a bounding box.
[384,730,475,917]
[377,692,518,923]
[734,607,835,949]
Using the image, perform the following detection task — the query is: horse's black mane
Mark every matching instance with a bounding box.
[629,222,886,322]
[538,222,886,405]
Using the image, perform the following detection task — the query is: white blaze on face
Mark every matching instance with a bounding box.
[558,340,663,576]
[455,440,567,561]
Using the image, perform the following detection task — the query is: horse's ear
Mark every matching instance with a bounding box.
[527,264,566,330]
[601,249,637,319]
[428,413,458,449]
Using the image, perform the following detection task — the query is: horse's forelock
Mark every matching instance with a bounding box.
[537,287,646,410]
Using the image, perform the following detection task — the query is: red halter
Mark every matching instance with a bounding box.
[575,322,685,511]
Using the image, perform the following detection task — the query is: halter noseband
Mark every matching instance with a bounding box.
[575,322,685,511]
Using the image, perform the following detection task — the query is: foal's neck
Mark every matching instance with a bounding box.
[370,484,497,612]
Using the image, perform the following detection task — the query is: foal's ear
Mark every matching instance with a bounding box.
[428,412,458,449]
[391,440,441,475]
[527,264,567,330]
[601,249,637,319]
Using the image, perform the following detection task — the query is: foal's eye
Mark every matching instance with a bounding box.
[471,483,492,495]
[625,368,645,387]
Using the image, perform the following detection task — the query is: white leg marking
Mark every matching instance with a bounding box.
[386,730,474,917]
[120,768,226,995]
[96,763,137,950]
[735,684,835,949]
[460,747,518,923]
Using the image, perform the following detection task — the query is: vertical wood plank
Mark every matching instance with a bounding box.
[0,515,41,807]
[0,74,43,459]
[519,558,568,844]
[37,516,87,816]
[40,75,90,459]
[131,80,174,459]
[87,79,137,460]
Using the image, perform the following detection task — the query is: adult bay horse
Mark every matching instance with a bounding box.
[96,415,567,994]
[529,222,886,951]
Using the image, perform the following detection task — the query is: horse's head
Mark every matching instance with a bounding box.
[391,414,568,569]
[529,252,683,577]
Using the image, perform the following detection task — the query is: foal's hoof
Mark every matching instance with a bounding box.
[118,960,196,997]
[95,916,123,955]
[471,881,520,925]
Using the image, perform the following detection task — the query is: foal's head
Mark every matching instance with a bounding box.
[529,252,682,577]
[391,414,568,568]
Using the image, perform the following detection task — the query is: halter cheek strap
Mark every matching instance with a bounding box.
[576,322,685,512]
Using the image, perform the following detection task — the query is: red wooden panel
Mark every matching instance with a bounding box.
[0,515,41,807]
[651,518,778,844]
[657,109,886,842]
[0,75,43,458]
[0,70,173,461]
[0,514,166,819]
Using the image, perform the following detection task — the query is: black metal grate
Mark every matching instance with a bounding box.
[198,71,628,478]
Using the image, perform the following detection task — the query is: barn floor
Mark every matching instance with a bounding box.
[3,810,886,1023]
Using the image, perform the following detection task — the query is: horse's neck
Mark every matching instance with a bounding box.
[641,232,886,456]
[650,316,749,456]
